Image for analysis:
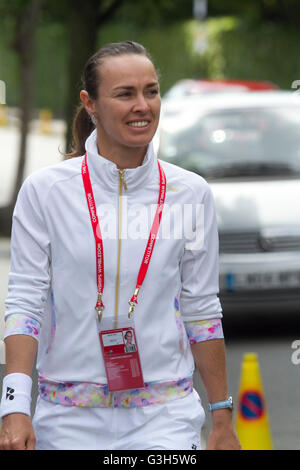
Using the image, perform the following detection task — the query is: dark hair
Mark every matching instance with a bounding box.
[65,41,157,159]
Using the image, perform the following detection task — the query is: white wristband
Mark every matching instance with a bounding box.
[0,373,32,419]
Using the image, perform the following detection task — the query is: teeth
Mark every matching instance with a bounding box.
[128,121,149,127]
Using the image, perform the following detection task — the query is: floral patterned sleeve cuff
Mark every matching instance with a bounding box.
[184,318,224,344]
[3,314,40,341]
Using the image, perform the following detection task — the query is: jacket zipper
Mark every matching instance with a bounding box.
[109,169,127,407]
[114,169,127,328]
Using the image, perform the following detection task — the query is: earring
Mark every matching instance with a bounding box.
[90,114,97,126]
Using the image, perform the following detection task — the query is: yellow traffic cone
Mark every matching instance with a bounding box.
[235,353,273,450]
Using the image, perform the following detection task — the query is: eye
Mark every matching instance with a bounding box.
[148,89,159,96]
[118,92,131,98]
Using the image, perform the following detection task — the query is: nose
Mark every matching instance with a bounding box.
[132,93,150,113]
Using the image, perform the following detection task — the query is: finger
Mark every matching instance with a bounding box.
[10,437,27,450]
[0,438,11,450]
[25,435,36,450]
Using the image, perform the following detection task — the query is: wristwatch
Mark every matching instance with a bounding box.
[208,396,233,412]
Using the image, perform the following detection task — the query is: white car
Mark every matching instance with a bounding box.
[158,91,300,313]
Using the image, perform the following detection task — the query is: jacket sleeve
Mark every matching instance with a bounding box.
[179,182,223,323]
[3,175,51,342]
[184,318,224,344]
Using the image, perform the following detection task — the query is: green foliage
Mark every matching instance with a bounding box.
[114,0,193,27]
[197,17,300,89]
[96,16,300,93]
[34,22,67,116]
[208,0,300,26]
[1,15,300,115]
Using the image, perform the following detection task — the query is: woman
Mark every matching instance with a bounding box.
[124,331,136,353]
[0,41,240,450]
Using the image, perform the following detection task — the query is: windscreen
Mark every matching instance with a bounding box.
[158,107,300,177]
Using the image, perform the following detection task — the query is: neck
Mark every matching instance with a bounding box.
[97,136,147,170]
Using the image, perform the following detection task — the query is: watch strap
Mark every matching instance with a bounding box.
[208,396,233,412]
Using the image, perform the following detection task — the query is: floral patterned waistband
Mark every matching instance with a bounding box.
[38,374,193,408]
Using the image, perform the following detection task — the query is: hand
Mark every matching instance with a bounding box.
[206,422,241,450]
[0,413,36,450]
[205,409,241,450]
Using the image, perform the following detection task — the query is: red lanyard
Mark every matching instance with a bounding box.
[81,152,166,322]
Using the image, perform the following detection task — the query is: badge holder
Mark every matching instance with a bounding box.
[96,312,144,392]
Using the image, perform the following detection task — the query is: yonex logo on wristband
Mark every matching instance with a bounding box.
[1,374,32,419]
[6,387,15,400]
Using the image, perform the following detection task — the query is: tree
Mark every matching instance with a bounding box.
[63,0,124,152]
[0,0,42,236]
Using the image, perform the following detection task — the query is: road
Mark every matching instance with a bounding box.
[221,315,300,450]
[1,236,300,449]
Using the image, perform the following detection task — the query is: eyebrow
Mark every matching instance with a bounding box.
[113,82,159,92]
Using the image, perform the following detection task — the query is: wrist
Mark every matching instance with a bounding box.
[211,408,233,428]
[0,372,32,419]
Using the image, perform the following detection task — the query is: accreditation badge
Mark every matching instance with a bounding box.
[96,315,144,392]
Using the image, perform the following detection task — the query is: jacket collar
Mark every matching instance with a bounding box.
[84,129,158,192]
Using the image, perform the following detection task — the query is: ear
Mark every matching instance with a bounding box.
[80,90,96,117]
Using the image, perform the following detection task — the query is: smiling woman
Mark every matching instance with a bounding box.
[0,41,240,452]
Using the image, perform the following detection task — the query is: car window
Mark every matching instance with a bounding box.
[158,107,300,177]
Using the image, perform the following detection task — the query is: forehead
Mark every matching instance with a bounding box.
[99,54,158,89]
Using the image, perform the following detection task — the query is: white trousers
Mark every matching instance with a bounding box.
[32,389,205,450]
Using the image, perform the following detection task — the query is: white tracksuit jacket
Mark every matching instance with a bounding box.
[4,129,222,386]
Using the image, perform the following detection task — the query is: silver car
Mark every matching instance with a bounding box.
[158,91,300,314]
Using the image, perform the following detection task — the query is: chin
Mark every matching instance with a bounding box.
[119,139,151,150]
[129,141,152,148]
[122,126,157,148]
[127,133,157,147]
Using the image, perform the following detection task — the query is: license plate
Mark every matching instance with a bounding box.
[226,271,300,291]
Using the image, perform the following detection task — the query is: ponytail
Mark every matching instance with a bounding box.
[64,104,95,159]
